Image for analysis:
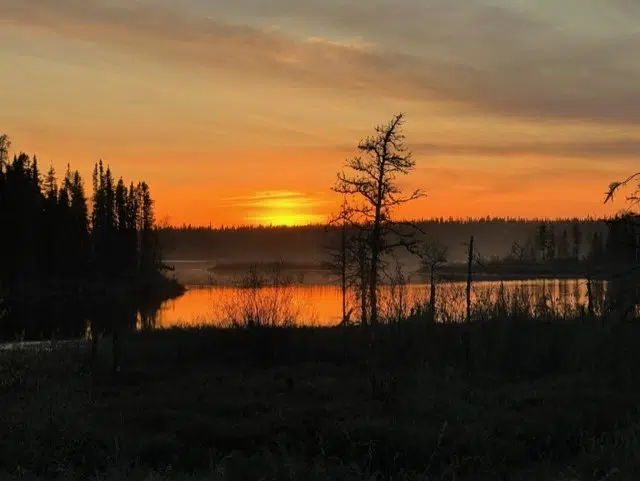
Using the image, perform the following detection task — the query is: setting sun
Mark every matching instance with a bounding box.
[240,191,328,226]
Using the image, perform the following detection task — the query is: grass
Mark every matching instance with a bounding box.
[2,316,640,480]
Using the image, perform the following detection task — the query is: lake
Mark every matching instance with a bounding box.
[0,277,610,343]
[149,278,606,328]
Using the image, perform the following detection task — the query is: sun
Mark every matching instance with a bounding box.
[245,191,327,226]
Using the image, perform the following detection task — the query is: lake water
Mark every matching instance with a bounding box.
[0,277,613,343]
[149,279,606,328]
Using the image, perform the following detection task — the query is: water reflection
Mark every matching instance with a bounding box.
[0,294,165,342]
[155,279,609,328]
[0,279,618,341]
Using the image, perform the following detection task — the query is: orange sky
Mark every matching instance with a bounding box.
[1,0,639,225]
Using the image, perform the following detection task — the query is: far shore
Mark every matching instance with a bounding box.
[167,259,609,288]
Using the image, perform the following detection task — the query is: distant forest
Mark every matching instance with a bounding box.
[159,217,610,266]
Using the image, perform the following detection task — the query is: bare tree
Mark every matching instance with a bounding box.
[604,173,640,321]
[353,230,371,325]
[333,113,425,325]
[324,201,354,325]
[422,240,448,323]
[383,258,411,323]
[325,215,372,326]
[605,173,640,208]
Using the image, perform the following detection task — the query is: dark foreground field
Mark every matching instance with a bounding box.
[2,320,640,480]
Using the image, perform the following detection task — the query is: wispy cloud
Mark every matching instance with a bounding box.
[223,190,329,207]
[3,0,640,124]
[412,139,640,160]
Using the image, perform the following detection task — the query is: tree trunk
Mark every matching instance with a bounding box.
[358,239,368,325]
[586,272,595,320]
[429,267,436,323]
[369,247,379,326]
[341,221,347,322]
[464,236,473,379]
[466,236,474,323]
[369,222,381,326]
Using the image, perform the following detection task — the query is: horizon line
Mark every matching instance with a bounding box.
[160,214,617,230]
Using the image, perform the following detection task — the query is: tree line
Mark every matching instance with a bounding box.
[500,218,639,268]
[0,134,164,297]
[158,218,609,265]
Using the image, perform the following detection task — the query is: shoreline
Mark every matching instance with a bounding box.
[168,259,614,287]
[182,271,606,289]
[0,275,185,301]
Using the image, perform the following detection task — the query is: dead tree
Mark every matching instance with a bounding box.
[605,175,640,320]
[324,201,355,325]
[422,240,448,323]
[466,236,474,323]
[333,113,424,326]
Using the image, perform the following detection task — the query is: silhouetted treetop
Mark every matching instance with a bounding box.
[0,135,164,293]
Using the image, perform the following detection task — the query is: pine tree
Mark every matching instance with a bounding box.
[40,164,59,277]
[68,169,90,275]
[139,181,159,274]
[0,136,165,302]
[115,178,129,273]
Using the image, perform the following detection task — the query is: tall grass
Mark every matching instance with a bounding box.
[221,262,303,327]
[377,279,611,325]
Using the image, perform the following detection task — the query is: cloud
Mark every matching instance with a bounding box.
[3,0,640,125]
[0,0,384,93]
[222,190,330,208]
[412,139,640,160]
[419,164,617,202]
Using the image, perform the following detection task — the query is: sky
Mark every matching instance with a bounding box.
[1,0,639,226]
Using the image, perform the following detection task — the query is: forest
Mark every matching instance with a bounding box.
[0,134,182,339]
[158,217,609,265]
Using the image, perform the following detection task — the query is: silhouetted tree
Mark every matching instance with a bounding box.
[604,176,640,320]
[0,134,177,344]
[67,169,90,275]
[333,113,424,325]
[324,201,354,325]
[0,135,165,290]
[422,240,448,323]
[138,181,161,275]
[40,164,59,277]
[353,231,371,325]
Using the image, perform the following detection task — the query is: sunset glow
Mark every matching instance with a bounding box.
[1,0,639,225]
[250,212,325,227]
